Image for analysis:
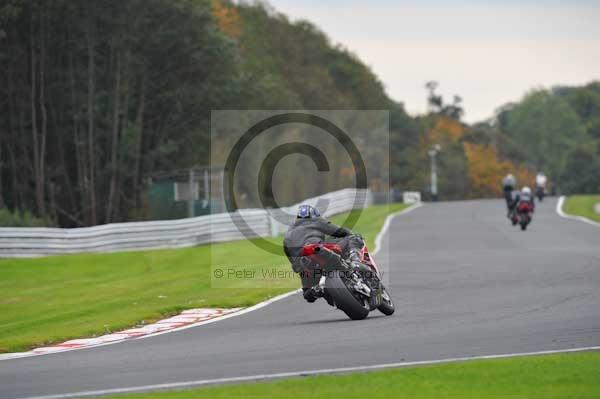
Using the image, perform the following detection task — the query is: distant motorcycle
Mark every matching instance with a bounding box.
[509,209,518,226]
[507,190,520,225]
[300,242,394,320]
[536,186,545,202]
[514,200,534,231]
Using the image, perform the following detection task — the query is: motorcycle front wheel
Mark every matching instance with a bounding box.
[377,285,395,316]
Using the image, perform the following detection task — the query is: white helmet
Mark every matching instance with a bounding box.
[522,186,532,195]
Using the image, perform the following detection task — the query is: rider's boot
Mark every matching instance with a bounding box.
[302,286,323,303]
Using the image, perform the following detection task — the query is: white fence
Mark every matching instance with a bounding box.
[0,188,372,257]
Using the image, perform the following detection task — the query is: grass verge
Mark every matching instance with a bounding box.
[106,352,600,399]
[563,195,600,223]
[0,203,407,353]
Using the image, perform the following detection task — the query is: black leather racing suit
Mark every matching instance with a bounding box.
[507,190,520,218]
[283,217,364,289]
[502,176,516,210]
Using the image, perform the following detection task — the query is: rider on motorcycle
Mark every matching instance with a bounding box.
[535,172,547,199]
[283,205,366,303]
[517,186,535,211]
[507,189,521,220]
[502,173,517,210]
[536,172,547,189]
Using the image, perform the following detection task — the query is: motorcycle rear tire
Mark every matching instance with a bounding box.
[325,271,370,320]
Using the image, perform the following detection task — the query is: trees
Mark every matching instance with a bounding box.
[496,87,599,193]
[0,0,239,226]
[425,81,464,120]
[2,0,597,226]
[1,0,413,225]
[498,91,587,185]
[560,148,600,194]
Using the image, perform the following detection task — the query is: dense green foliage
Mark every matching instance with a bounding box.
[0,0,239,226]
[495,83,600,193]
[0,0,415,226]
[109,353,600,399]
[1,0,597,226]
[0,208,49,227]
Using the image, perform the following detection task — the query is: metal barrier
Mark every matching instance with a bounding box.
[0,188,372,257]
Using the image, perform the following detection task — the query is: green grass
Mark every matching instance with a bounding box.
[563,195,600,223]
[0,203,406,353]
[107,352,600,399]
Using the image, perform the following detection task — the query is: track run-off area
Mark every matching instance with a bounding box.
[1,198,598,399]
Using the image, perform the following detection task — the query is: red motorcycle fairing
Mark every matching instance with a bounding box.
[300,243,342,257]
[300,243,379,274]
[359,245,380,274]
[517,201,533,213]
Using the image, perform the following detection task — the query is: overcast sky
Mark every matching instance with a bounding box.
[267,0,600,122]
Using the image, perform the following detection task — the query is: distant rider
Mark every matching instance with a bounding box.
[518,186,535,211]
[535,172,547,199]
[502,173,517,210]
[507,189,521,221]
[283,205,366,303]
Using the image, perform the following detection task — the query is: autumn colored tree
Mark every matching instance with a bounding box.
[402,114,536,200]
[463,143,535,198]
[212,0,241,39]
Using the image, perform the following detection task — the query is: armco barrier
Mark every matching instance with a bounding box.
[0,188,372,257]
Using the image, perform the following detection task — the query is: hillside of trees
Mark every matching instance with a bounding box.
[0,0,597,227]
[494,82,600,194]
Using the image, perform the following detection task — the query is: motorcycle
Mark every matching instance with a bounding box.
[509,208,518,226]
[536,186,545,202]
[515,200,534,231]
[300,242,395,320]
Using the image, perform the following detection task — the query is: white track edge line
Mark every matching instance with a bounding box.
[0,202,422,361]
[373,202,422,256]
[139,201,423,340]
[556,196,600,227]
[17,345,600,399]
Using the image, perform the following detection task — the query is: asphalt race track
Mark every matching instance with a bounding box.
[1,198,599,399]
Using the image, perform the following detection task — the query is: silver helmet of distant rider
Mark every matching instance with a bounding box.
[535,172,547,188]
[503,173,516,187]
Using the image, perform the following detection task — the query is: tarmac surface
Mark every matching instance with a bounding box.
[1,198,599,398]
